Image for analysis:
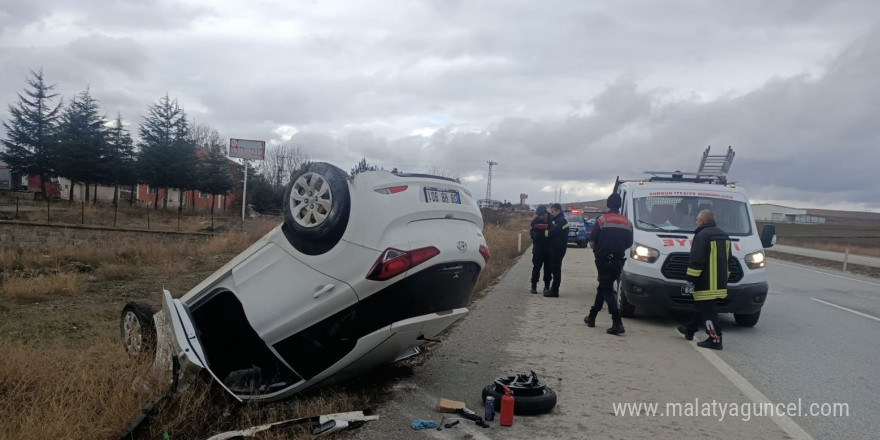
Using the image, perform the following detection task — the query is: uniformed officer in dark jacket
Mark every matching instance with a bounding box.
[544,203,569,297]
[585,193,633,335]
[677,210,730,350]
[529,205,552,294]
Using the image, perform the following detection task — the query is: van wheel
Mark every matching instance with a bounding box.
[617,281,635,318]
[734,311,760,327]
[282,162,351,255]
[121,300,156,357]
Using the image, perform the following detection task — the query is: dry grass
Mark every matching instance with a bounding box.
[96,263,136,280]
[0,336,374,440]
[758,221,880,257]
[0,219,280,276]
[2,273,83,298]
[475,216,531,295]
[0,213,521,440]
[778,238,880,258]
[0,337,162,440]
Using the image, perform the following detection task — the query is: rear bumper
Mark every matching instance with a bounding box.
[620,272,767,314]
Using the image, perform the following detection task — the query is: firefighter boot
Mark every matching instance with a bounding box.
[697,337,723,350]
[584,308,600,327]
[530,283,537,294]
[698,320,723,349]
[677,325,695,341]
[606,312,625,335]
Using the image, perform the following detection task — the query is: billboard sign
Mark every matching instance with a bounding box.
[229,138,265,160]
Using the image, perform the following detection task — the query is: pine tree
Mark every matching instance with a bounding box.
[56,87,108,202]
[0,69,63,196]
[138,94,191,209]
[169,115,197,210]
[350,157,381,175]
[105,113,137,205]
[197,141,233,229]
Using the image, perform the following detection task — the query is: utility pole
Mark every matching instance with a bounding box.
[486,160,498,202]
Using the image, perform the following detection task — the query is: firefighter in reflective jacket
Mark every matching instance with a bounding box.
[585,194,633,335]
[678,209,730,350]
[544,203,569,297]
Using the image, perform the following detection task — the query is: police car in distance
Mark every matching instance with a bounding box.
[564,209,590,248]
[613,162,775,327]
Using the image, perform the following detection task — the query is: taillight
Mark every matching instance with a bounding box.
[374,185,408,195]
[366,246,440,281]
[479,244,490,263]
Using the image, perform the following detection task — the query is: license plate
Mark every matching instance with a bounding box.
[680,285,692,297]
[424,187,461,204]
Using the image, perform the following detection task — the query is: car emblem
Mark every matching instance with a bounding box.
[457,241,467,251]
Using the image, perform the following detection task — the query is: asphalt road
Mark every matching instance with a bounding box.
[715,259,880,440]
[344,247,880,439]
[773,244,880,268]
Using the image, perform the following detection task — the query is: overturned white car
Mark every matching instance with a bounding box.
[120,163,489,401]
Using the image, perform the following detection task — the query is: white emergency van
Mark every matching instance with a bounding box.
[614,148,776,327]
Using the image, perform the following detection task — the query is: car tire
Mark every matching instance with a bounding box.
[481,384,557,415]
[734,311,760,327]
[282,162,351,255]
[120,300,156,357]
[617,280,635,318]
[579,240,588,248]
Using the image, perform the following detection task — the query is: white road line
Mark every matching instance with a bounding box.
[687,332,814,440]
[810,298,880,323]
[768,260,880,287]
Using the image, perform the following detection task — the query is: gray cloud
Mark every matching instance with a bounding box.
[1,1,879,210]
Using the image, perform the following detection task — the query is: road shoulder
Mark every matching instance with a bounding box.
[350,246,793,439]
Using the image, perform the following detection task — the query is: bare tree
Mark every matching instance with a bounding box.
[188,122,225,154]
[426,166,460,180]
[260,144,310,189]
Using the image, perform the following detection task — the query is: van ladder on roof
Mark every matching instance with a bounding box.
[642,146,736,185]
[698,145,735,178]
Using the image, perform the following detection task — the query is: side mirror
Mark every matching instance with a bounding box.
[760,224,776,248]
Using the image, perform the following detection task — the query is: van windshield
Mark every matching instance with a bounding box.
[633,195,752,235]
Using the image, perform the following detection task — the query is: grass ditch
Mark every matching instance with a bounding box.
[0,211,530,439]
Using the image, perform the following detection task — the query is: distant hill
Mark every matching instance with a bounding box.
[561,200,607,214]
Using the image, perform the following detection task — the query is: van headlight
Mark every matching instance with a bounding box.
[631,243,659,263]
[745,250,765,269]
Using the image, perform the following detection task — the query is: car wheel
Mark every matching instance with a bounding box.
[282,162,351,255]
[617,280,635,318]
[120,300,156,357]
[734,311,760,327]
[481,373,557,415]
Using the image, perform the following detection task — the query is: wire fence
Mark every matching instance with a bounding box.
[0,191,261,232]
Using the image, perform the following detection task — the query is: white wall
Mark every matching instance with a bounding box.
[752,204,806,222]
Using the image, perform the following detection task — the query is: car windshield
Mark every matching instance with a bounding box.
[565,214,584,224]
[633,195,752,235]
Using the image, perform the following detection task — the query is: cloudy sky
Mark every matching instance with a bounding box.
[2,0,879,210]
